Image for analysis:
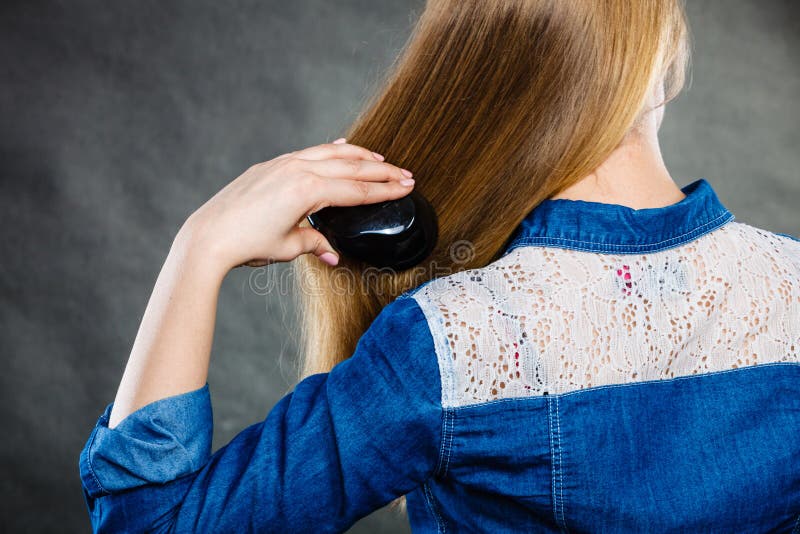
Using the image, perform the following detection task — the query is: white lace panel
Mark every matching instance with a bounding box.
[412,222,800,408]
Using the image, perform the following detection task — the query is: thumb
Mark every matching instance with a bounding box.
[290,227,340,266]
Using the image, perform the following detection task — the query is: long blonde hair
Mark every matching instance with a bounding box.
[293,0,691,514]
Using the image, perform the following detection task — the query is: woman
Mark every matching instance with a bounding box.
[79,0,800,532]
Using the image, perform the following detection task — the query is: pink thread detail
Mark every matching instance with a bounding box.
[616,264,632,295]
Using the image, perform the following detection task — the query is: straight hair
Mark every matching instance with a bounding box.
[292,0,691,514]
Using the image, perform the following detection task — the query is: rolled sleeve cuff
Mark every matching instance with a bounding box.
[79,384,213,499]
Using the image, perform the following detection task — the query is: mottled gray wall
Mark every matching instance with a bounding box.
[0,1,797,532]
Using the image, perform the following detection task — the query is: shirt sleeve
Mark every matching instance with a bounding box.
[78,292,444,533]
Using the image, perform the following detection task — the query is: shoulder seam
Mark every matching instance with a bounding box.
[406,292,456,479]
[411,288,456,410]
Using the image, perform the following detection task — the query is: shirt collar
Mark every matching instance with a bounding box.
[503,178,736,255]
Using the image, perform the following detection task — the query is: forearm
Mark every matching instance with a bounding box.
[108,220,228,429]
[103,140,410,429]
[79,140,420,532]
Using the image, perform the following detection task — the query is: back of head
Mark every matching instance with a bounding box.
[293,3,692,499]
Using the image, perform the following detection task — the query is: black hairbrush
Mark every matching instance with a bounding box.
[306,190,438,271]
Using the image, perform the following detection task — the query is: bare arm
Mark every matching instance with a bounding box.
[108,139,414,428]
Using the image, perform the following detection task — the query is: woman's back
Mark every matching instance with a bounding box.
[401,178,800,532]
[76,0,800,529]
[78,177,800,533]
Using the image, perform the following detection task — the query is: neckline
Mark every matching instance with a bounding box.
[503,178,735,255]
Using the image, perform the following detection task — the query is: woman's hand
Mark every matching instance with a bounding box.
[107,138,414,428]
[180,138,415,274]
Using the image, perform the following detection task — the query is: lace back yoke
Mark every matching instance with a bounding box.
[412,222,800,408]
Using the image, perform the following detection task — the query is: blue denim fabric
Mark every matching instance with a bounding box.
[80,385,213,494]
[80,178,800,532]
[503,178,736,255]
[79,294,443,533]
[404,363,800,533]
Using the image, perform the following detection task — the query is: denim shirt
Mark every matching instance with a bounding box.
[79,178,800,533]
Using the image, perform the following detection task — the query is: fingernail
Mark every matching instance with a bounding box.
[332,138,346,144]
[371,151,385,161]
[400,178,415,186]
[400,168,413,178]
[319,252,339,266]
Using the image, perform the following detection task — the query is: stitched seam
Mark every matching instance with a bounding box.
[448,361,800,411]
[434,409,447,478]
[546,397,562,531]
[412,292,457,479]
[507,211,734,253]
[515,211,733,249]
[556,394,567,531]
[412,292,456,409]
[422,482,446,534]
[792,513,800,534]
[440,409,455,478]
[546,396,555,523]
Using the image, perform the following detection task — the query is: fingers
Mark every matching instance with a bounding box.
[235,227,341,268]
[293,139,386,163]
[287,227,339,266]
[304,172,415,212]
[299,158,413,183]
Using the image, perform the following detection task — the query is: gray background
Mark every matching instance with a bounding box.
[0,1,797,532]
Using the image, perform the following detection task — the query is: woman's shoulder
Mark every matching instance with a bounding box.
[721,218,800,242]
[404,251,542,308]
[709,219,800,269]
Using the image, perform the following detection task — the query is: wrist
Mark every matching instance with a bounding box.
[173,215,232,283]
